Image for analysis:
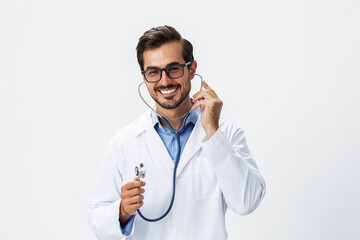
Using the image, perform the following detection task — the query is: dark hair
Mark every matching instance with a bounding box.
[136,25,194,71]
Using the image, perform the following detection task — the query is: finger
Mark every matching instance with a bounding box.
[127,194,145,205]
[122,200,144,215]
[192,89,205,99]
[124,180,146,190]
[123,187,145,198]
[193,89,218,101]
[191,101,201,110]
[202,80,212,90]
[122,194,144,210]
[191,99,209,110]
[192,90,204,99]
[193,91,214,103]
[128,201,144,211]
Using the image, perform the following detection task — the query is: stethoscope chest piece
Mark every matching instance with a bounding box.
[135,163,146,180]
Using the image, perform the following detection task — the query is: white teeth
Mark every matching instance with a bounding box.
[160,88,176,94]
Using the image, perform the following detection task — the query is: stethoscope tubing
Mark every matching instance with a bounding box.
[136,114,189,222]
[136,73,203,222]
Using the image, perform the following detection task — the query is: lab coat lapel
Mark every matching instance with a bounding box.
[144,117,175,173]
[176,117,207,177]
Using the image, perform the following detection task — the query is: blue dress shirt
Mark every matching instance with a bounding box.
[120,108,200,236]
[151,108,200,161]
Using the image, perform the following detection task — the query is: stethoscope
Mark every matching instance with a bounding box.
[135,72,203,222]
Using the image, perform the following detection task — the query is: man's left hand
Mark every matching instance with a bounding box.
[192,80,223,139]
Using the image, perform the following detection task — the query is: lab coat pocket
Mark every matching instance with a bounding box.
[194,156,218,200]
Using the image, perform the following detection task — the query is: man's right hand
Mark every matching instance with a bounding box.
[119,177,146,225]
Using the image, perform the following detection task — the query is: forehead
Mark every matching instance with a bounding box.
[143,42,184,69]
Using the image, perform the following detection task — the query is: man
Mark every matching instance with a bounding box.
[88,25,266,240]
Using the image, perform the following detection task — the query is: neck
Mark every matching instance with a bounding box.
[156,97,192,130]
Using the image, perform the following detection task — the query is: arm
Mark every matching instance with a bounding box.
[192,80,265,215]
[87,139,141,239]
[202,125,266,215]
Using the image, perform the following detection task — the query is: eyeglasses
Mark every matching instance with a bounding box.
[142,62,192,83]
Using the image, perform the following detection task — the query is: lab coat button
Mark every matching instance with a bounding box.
[173,135,177,138]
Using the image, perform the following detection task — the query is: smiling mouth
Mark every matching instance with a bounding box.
[160,88,176,94]
[158,87,178,96]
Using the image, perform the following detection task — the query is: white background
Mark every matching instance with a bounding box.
[1,0,359,239]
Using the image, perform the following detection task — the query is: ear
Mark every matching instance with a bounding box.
[141,73,146,82]
[190,60,198,80]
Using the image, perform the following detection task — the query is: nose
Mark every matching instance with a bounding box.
[158,69,172,85]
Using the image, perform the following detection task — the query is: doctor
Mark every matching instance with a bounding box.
[88,25,266,240]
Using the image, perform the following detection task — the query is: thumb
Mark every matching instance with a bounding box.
[133,176,139,181]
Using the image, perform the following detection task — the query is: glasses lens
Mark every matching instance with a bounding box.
[145,68,161,82]
[166,64,183,79]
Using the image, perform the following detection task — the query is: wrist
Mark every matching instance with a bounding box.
[205,125,219,139]
[119,203,131,226]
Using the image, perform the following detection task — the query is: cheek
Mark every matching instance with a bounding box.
[183,78,191,88]
[144,83,155,93]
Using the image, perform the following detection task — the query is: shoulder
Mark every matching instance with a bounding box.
[219,118,244,134]
[110,110,150,147]
[218,118,246,142]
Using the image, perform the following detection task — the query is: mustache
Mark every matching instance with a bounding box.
[154,84,180,91]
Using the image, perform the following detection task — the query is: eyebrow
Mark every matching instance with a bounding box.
[145,61,181,70]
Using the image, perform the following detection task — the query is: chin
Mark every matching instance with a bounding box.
[158,101,179,110]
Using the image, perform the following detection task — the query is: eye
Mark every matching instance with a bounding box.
[147,68,160,76]
[167,65,181,73]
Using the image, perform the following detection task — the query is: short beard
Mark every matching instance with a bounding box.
[155,87,190,109]
[151,77,191,110]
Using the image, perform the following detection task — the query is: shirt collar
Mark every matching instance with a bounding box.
[151,104,200,128]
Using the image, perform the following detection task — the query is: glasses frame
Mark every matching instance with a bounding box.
[141,62,192,83]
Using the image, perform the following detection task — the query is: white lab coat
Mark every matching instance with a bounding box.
[88,110,266,240]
